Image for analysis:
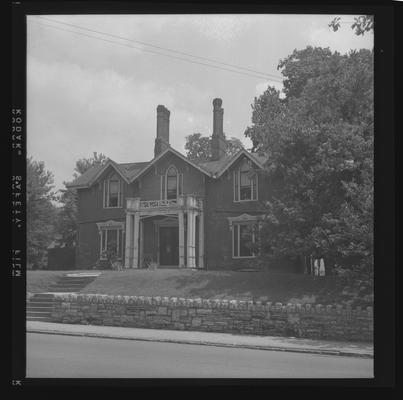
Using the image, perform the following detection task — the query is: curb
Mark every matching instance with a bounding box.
[27,328,373,359]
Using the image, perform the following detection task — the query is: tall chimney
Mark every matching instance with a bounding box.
[211,98,226,161]
[154,105,170,157]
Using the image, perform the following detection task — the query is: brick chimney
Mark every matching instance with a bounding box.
[211,98,226,161]
[154,105,170,158]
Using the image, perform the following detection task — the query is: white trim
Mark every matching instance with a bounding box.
[96,220,125,230]
[130,147,212,183]
[89,159,131,187]
[160,175,163,200]
[231,222,257,259]
[233,160,258,202]
[103,172,123,209]
[99,227,124,260]
[165,164,179,200]
[214,149,265,178]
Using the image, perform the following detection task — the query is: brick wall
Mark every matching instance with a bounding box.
[51,294,373,342]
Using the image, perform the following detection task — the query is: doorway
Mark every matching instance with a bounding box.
[159,226,179,266]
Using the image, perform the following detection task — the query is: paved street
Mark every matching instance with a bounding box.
[27,333,373,378]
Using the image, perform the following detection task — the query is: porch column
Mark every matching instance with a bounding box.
[178,210,185,268]
[198,212,204,268]
[187,210,196,268]
[124,213,133,268]
[139,219,144,269]
[132,212,140,268]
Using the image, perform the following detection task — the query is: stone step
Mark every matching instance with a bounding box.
[27,306,53,312]
[27,311,52,317]
[47,288,82,292]
[59,277,96,281]
[28,299,54,304]
[48,283,86,287]
[26,316,53,322]
[50,283,87,288]
[31,293,55,299]
[27,301,53,307]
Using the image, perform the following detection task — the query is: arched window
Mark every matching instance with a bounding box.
[103,173,122,208]
[233,160,258,201]
[161,166,183,200]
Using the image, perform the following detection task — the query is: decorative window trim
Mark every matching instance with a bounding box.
[163,165,183,200]
[228,214,263,259]
[233,161,258,202]
[97,221,125,260]
[227,213,263,228]
[103,173,123,208]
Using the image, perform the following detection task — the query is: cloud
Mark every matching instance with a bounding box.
[27,56,215,190]
[308,23,373,54]
[177,14,253,42]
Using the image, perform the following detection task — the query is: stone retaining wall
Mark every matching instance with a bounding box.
[51,294,373,342]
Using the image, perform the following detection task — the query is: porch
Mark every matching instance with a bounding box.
[124,195,204,269]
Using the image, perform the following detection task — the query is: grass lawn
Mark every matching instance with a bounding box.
[27,269,359,306]
[26,270,96,294]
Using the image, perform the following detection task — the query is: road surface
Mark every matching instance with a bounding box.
[27,333,373,378]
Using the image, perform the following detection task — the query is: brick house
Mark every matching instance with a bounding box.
[67,98,272,270]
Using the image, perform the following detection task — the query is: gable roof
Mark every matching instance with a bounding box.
[195,148,268,178]
[66,148,267,189]
[66,159,150,189]
[128,147,212,182]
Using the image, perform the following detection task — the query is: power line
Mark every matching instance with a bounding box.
[32,16,283,82]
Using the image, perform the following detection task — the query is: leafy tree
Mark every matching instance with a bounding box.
[56,152,108,244]
[329,15,374,36]
[185,133,244,161]
[245,47,373,276]
[27,157,57,269]
[73,152,108,179]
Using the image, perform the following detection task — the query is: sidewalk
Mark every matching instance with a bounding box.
[26,321,373,358]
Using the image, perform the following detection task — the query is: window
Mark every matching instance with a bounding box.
[166,166,177,200]
[233,161,258,201]
[232,223,258,258]
[162,166,183,200]
[103,173,122,208]
[100,228,124,260]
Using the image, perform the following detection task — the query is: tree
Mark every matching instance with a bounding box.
[27,157,57,269]
[329,15,374,36]
[184,133,244,161]
[56,152,108,245]
[73,152,108,179]
[245,47,373,275]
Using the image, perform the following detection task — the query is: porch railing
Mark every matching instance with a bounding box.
[141,199,178,208]
[126,195,203,212]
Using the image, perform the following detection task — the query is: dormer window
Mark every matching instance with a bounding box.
[103,173,122,208]
[233,161,258,202]
[161,165,183,200]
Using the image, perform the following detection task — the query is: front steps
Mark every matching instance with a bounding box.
[27,273,100,321]
[46,274,98,293]
[26,293,55,322]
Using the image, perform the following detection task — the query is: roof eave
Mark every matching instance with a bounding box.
[129,147,212,183]
[87,159,131,187]
[214,149,265,178]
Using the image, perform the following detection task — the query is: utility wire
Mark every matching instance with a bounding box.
[32,15,283,82]
[31,20,283,81]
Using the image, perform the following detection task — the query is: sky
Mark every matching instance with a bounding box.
[27,14,373,192]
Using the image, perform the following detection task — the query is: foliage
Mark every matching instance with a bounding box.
[185,132,244,161]
[329,15,374,36]
[245,47,373,276]
[73,152,108,179]
[27,157,58,269]
[56,152,108,245]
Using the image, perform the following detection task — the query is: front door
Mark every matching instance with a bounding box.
[159,226,179,266]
